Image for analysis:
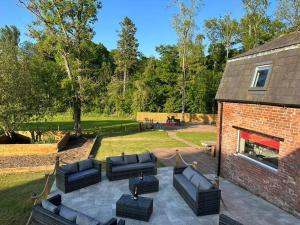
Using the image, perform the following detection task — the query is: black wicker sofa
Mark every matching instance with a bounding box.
[173,166,221,216]
[56,159,101,193]
[106,153,157,181]
[32,194,125,225]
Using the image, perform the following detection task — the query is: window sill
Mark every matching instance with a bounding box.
[234,153,278,174]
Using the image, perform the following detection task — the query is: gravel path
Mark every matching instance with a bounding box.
[0,137,95,169]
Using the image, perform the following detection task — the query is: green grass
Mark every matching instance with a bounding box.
[95,131,187,161]
[19,114,140,135]
[0,172,54,225]
[176,132,217,147]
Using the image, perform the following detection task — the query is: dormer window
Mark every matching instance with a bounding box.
[250,65,272,89]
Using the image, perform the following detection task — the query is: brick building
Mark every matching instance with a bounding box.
[215,32,300,217]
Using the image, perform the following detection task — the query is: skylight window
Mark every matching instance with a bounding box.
[251,65,272,89]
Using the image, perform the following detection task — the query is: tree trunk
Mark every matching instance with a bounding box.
[123,67,127,96]
[73,97,82,136]
[182,55,186,123]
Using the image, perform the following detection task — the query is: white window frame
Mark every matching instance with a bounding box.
[235,129,278,173]
[250,64,272,89]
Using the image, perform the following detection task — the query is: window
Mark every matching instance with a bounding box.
[251,65,271,88]
[237,130,279,169]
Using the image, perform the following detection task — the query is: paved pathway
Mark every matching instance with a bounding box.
[50,167,300,225]
[152,124,218,174]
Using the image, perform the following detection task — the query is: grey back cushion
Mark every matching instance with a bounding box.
[41,199,58,214]
[59,205,78,222]
[110,156,124,166]
[191,173,214,190]
[62,163,78,174]
[78,159,93,171]
[124,155,138,164]
[138,153,152,163]
[182,166,196,180]
[76,212,100,225]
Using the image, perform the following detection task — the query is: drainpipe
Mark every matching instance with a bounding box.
[217,101,223,177]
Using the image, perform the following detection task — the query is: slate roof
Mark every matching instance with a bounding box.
[215,32,300,106]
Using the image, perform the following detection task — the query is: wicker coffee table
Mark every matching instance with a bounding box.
[129,175,159,194]
[116,194,153,221]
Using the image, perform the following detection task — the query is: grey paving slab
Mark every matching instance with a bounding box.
[50,167,300,225]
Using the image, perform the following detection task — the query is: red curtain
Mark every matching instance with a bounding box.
[240,131,280,150]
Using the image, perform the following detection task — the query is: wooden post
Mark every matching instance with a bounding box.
[43,174,50,199]
[55,155,60,169]
[211,145,216,157]
[175,150,180,167]
[213,176,220,189]
[31,192,37,205]
[192,161,198,170]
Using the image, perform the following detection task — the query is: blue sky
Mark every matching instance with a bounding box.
[0,0,277,57]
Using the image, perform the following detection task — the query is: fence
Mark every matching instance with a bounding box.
[136,112,216,124]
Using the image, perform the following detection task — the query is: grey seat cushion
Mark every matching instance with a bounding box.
[182,166,196,180]
[68,168,99,183]
[59,205,78,222]
[138,153,152,163]
[174,174,197,201]
[110,156,124,166]
[78,159,93,171]
[62,163,78,174]
[41,199,58,214]
[124,155,138,164]
[112,162,155,173]
[76,212,100,225]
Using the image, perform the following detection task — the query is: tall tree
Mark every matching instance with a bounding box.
[205,13,239,60]
[172,0,202,122]
[19,0,101,135]
[240,0,270,50]
[115,17,139,96]
[276,0,300,31]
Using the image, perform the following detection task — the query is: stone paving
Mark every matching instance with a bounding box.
[50,167,299,225]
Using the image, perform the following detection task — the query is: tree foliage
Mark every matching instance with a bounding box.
[19,0,101,135]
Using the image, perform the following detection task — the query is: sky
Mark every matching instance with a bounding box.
[0,0,277,57]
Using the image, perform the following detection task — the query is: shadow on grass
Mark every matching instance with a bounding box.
[20,119,138,132]
[0,173,55,225]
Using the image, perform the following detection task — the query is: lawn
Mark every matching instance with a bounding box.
[0,172,55,225]
[95,131,187,161]
[176,132,217,147]
[19,114,140,135]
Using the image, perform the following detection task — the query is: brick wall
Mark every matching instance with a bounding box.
[217,102,300,217]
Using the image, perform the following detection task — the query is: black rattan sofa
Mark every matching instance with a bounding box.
[32,194,125,225]
[106,153,157,181]
[56,159,101,193]
[173,166,221,216]
[219,214,243,225]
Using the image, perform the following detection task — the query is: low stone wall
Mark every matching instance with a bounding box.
[136,112,216,124]
[0,144,57,156]
[0,132,70,157]
[0,136,97,174]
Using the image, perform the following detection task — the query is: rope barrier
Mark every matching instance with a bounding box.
[159,151,194,166]
[160,153,177,160]
[178,153,193,166]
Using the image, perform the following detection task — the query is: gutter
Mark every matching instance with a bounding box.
[217,101,223,177]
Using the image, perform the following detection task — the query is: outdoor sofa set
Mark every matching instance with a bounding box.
[32,152,241,224]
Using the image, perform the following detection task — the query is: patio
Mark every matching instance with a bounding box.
[49,167,299,225]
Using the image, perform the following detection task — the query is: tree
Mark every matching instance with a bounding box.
[19,0,102,135]
[172,0,202,122]
[0,26,60,140]
[240,0,270,50]
[205,13,239,60]
[115,17,139,96]
[276,0,300,31]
